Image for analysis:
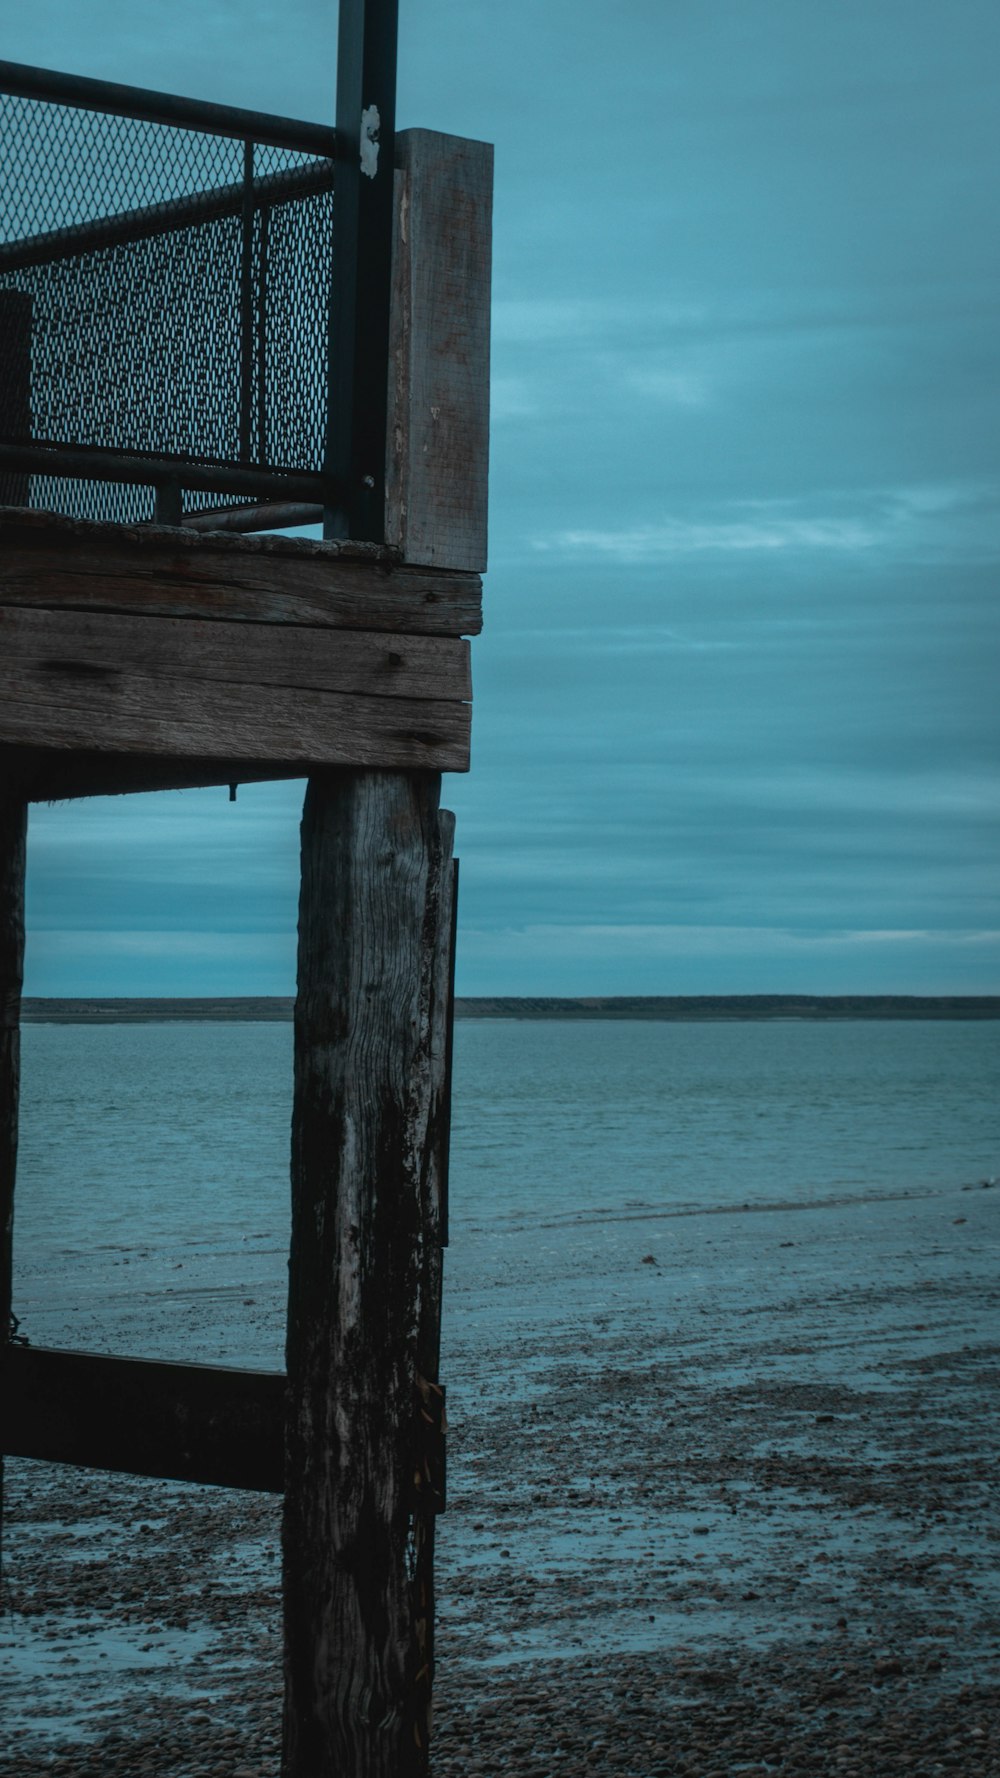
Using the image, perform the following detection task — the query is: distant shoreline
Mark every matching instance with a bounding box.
[20,994,1000,1023]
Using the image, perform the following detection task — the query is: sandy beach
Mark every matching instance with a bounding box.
[2,1168,998,1777]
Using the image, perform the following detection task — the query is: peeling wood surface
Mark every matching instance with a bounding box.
[1,1345,285,1493]
[386,132,493,573]
[283,774,454,1778]
[0,508,483,637]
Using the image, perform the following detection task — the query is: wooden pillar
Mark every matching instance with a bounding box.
[386,131,493,573]
[0,797,27,1570]
[283,770,454,1778]
[0,291,32,508]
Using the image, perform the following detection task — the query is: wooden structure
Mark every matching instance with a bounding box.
[0,21,491,1775]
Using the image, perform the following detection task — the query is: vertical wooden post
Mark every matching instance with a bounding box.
[386,131,493,571]
[0,797,27,1571]
[283,770,454,1778]
[0,291,32,507]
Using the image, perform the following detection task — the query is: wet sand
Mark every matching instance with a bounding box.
[3,1176,999,1776]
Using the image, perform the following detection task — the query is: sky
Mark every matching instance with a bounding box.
[9,0,1000,997]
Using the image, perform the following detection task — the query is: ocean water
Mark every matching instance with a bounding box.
[10,1018,1000,1367]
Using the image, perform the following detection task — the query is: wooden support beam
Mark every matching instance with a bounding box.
[0,294,32,508]
[283,773,454,1778]
[1,744,320,802]
[0,605,471,772]
[0,604,470,704]
[1,1344,285,1492]
[3,746,335,801]
[386,131,493,572]
[0,508,483,637]
[0,795,26,1565]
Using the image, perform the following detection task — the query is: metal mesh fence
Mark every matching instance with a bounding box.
[0,77,335,523]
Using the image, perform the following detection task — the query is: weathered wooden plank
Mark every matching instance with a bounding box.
[0,606,471,704]
[0,797,26,1566]
[283,772,454,1778]
[0,508,483,636]
[386,132,493,572]
[1,1345,285,1492]
[0,661,470,772]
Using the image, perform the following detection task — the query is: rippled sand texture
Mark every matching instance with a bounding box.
[3,1176,999,1777]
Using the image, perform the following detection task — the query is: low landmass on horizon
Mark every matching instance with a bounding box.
[20,995,1000,1023]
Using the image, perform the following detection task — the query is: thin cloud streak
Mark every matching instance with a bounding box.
[533,483,1000,564]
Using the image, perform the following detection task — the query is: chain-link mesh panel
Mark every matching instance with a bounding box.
[0,88,333,522]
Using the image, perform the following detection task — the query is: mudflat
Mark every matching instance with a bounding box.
[2,1176,998,1776]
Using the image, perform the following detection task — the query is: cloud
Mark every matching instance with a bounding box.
[30,930,293,959]
[491,298,705,346]
[623,367,712,409]
[461,923,1000,957]
[536,516,878,560]
[454,921,1000,996]
[490,376,541,422]
[532,483,1000,564]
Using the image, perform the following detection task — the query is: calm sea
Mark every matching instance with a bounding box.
[11,1019,999,1364]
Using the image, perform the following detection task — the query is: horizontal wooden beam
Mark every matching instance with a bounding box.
[2,746,316,800]
[1,1344,285,1492]
[0,509,482,637]
[0,605,471,772]
[1,606,471,704]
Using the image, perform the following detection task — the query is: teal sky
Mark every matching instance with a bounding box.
[11,0,1000,996]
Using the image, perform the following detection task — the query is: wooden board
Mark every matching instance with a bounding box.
[0,606,470,703]
[1,1344,284,1492]
[386,132,493,573]
[0,509,483,636]
[0,606,471,772]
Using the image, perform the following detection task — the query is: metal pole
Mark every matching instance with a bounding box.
[323,0,399,542]
[0,441,324,503]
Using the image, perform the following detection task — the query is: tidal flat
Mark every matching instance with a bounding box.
[3,1175,999,1777]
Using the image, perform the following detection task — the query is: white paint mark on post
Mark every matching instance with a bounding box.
[360,105,381,178]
